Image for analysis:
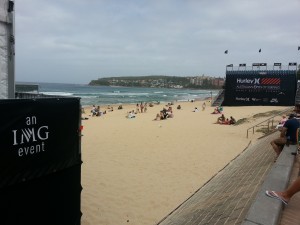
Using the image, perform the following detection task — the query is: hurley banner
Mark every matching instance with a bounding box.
[0,97,81,188]
[223,73,297,106]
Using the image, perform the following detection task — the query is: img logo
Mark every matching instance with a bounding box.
[11,116,49,157]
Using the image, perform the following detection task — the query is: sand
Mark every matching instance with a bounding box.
[80,101,289,225]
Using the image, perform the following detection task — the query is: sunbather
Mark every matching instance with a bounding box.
[217,114,225,124]
[229,116,236,125]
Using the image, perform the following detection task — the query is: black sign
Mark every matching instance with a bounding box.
[0,97,82,225]
[289,62,297,66]
[0,98,81,188]
[239,64,246,67]
[223,72,296,106]
[226,64,233,67]
[274,63,282,66]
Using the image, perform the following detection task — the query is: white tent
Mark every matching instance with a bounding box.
[0,0,14,99]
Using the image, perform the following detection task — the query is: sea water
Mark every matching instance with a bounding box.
[31,82,219,106]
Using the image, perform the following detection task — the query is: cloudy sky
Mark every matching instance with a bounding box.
[16,0,300,84]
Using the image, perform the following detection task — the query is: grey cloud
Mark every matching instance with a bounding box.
[16,0,300,83]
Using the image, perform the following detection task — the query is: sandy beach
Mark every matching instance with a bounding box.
[80,101,289,225]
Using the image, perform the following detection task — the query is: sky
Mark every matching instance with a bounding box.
[16,0,300,84]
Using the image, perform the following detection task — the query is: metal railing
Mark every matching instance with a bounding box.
[246,106,294,138]
[211,89,224,106]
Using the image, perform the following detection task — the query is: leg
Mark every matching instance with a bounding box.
[282,176,300,201]
[270,140,281,156]
[270,137,286,157]
[266,177,300,204]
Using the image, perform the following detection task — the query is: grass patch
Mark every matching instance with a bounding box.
[234,118,248,125]
[252,110,282,118]
[234,109,291,126]
[256,126,276,135]
[234,109,293,127]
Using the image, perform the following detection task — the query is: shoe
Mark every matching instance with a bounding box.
[265,190,288,205]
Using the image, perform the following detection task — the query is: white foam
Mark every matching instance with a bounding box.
[41,92,73,96]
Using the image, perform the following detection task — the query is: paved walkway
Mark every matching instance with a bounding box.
[157,133,280,225]
[280,153,300,225]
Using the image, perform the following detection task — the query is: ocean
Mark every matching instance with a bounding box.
[33,82,219,106]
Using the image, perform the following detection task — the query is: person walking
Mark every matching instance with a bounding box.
[202,102,206,111]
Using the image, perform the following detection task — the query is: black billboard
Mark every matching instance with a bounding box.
[0,98,82,225]
[223,72,297,106]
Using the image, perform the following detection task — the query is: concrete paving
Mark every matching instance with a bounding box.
[157,132,283,225]
[279,154,300,225]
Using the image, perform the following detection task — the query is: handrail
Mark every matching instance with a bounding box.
[246,106,294,138]
[211,89,224,106]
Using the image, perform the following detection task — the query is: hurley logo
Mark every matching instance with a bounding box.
[236,78,260,84]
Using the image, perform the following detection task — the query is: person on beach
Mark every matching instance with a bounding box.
[167,107,174,118]
[91,105,97,116]
[177,105,181,110]
[212,106,222,114]
[193,107,199,112]
[160,111,165,120]
[95,106,106,116]
[108,106,114,112]
[136,103,140,113]
[229,116,236,125]
[213,107,219,114]
[217,114,225,124]
[270,113,299,161]
[275,115,287,130]
[266,176,300,205]
[127,110,136,119]
[202,102,206,111]
[153,113,161,121]
[96,106,101,116]
[218,117,231,125]
[161,108,168,119]
[91,105,100,116]
[223,118,230,125]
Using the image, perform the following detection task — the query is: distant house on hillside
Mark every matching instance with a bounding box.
[212,78,225,87]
